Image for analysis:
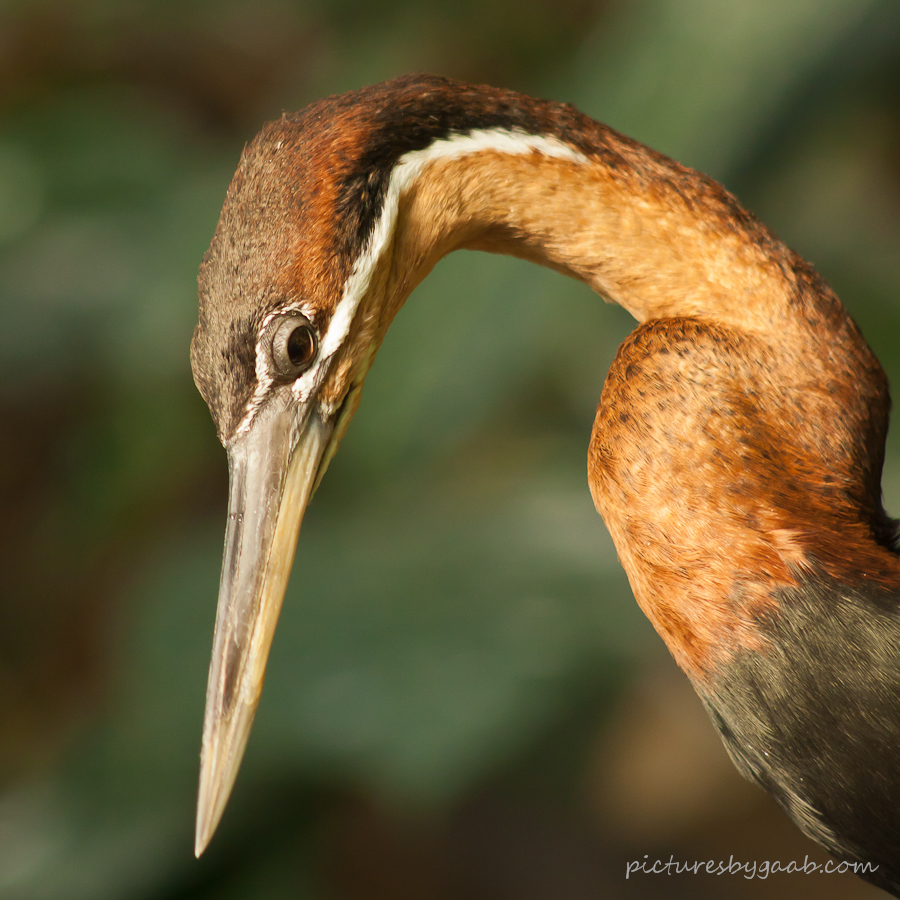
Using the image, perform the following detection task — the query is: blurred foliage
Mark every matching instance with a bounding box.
[0,0,898,898]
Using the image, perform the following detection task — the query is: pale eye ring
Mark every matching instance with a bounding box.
[270,315,318,379]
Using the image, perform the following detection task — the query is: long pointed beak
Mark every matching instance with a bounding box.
[194,401,332,857]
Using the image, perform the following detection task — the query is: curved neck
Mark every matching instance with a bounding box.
[357,125,891,514]
[355,126,900,648]
[378,129,796,334]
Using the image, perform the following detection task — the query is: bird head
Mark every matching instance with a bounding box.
[189,72,600,855]
[189,93,403,855]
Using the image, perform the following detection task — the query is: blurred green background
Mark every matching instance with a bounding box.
[0,0,898,897]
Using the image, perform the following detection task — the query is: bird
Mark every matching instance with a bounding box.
[190,74,900,893]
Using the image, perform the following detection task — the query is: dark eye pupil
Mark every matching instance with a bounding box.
[286,326,314,367]
[270,316,317,379]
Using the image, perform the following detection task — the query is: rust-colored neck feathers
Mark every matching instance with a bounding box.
[356,81,900,681]
[203,74,900,682]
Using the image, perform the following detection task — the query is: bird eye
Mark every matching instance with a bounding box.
[270,315,317,379]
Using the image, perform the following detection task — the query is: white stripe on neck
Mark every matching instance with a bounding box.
[320,128,589,360]
[235,128,589,437]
